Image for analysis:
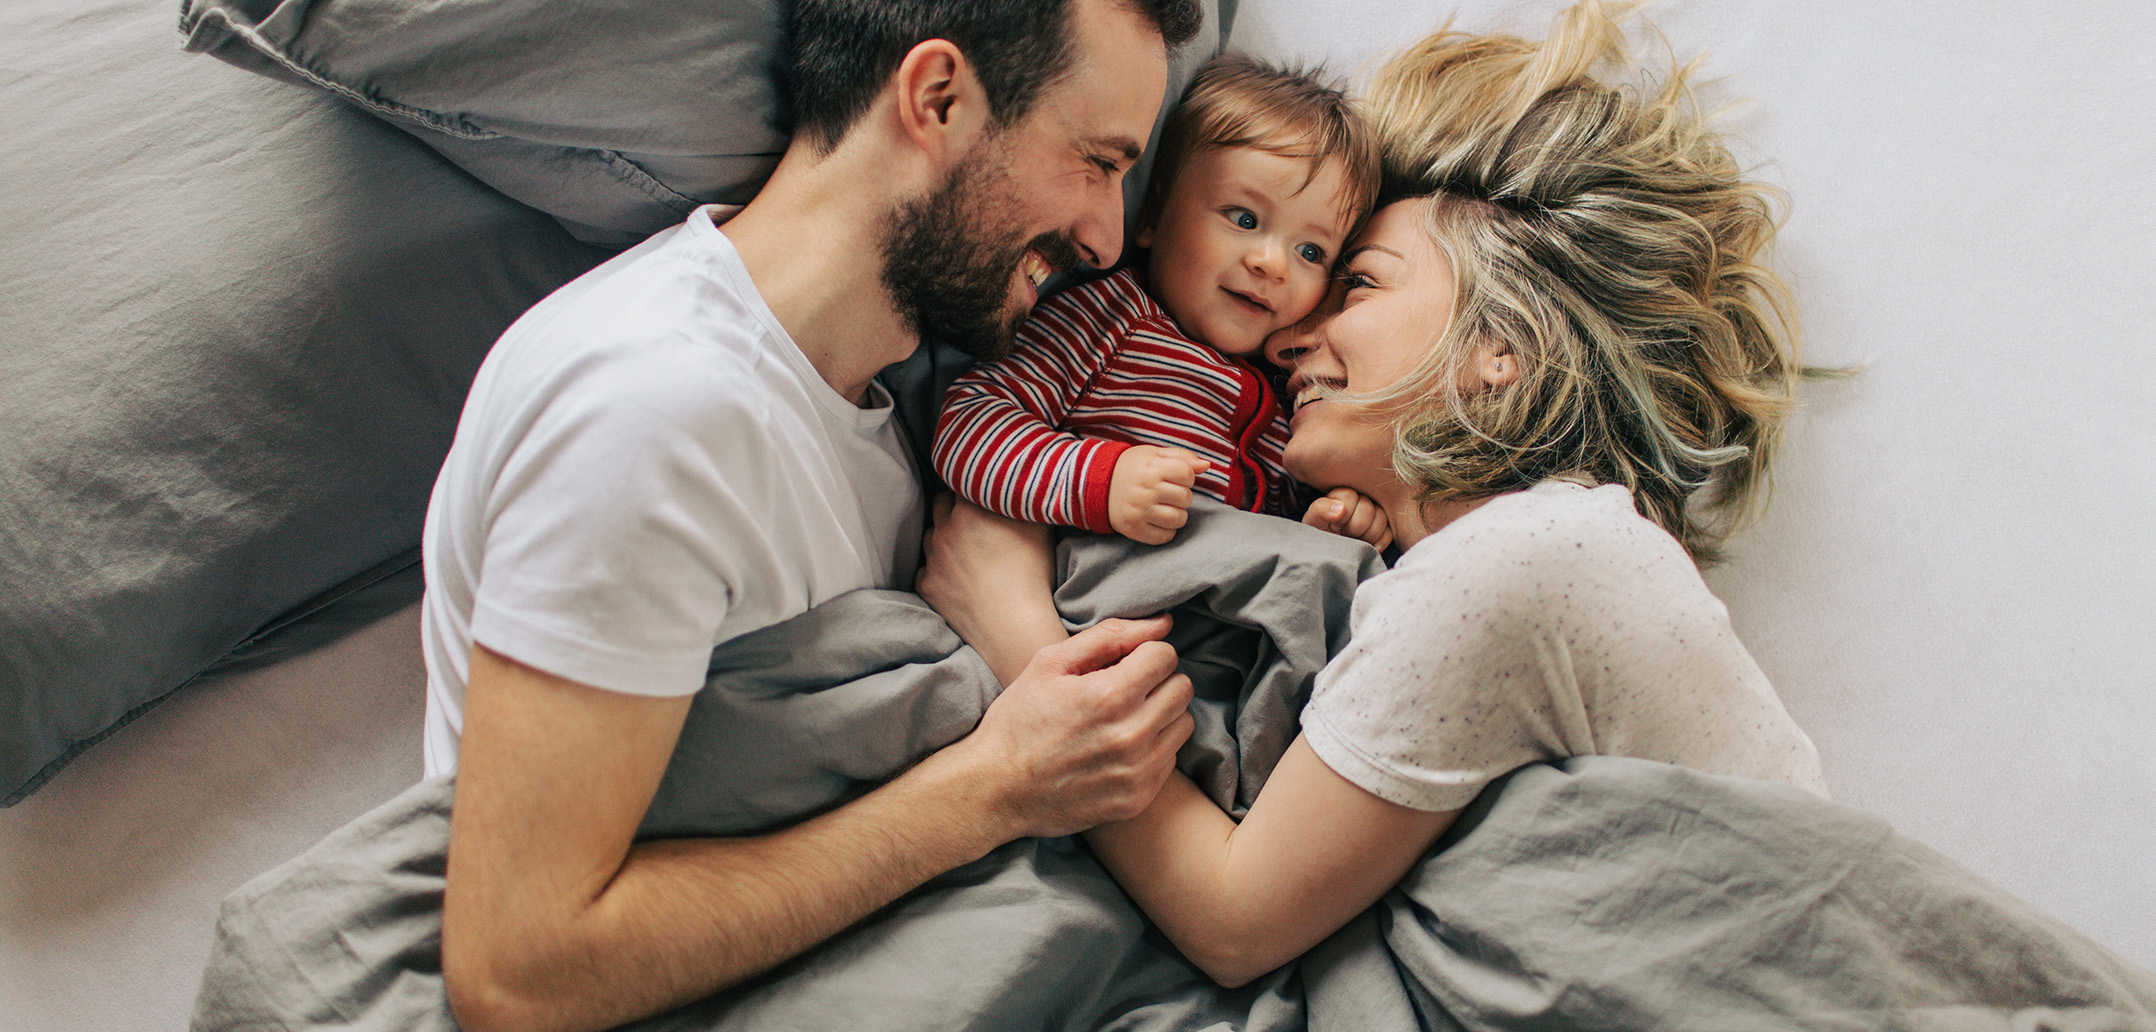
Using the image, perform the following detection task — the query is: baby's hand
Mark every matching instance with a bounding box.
[1303,487,1393,551]
[1108,446,1210,545]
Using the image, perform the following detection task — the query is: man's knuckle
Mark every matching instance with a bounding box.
[1104,724,1147,756]
[1133,639,1177,666]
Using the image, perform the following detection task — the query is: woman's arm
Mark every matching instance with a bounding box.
[1086,737,1456,987]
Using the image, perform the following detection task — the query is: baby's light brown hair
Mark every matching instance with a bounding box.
[1139,53,1381,240]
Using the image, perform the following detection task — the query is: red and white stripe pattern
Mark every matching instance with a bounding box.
[933,269,1291,534]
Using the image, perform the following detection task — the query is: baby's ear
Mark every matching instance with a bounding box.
[1133,182,1167,251]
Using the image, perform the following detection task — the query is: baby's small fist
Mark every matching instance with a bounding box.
[1303,487,1393,551]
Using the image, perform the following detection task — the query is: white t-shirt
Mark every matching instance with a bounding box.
[1302,480,1827,813]
[419,206,922,775]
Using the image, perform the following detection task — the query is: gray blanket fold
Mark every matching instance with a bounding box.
[1302,758,2156,1032]
[191,501,2156,1031]
[192,502,1378,1031]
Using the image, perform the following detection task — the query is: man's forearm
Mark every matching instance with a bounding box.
[448,740,1019,1032]
[447,613,1190,1032]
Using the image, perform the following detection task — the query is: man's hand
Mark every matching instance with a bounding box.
[1108,446,1209,545]
[1302,487,1393,550]
[945,615,1195,839]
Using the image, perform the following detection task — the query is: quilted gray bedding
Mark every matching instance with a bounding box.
[189,504,2156,1031]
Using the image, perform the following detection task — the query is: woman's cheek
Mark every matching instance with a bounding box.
[1280,416,1328,486]
[1282,408,1359,488]
[1281,434,1322,486]
[1285,403,1397,493]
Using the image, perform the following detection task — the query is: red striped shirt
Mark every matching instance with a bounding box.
[933,269,1292,534]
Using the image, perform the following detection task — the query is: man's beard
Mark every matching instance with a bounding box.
[880,146,1083,361]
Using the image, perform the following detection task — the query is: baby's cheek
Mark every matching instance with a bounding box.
[1275,288,1326,333]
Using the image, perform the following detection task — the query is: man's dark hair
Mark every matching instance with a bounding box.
[783,0,1205,154]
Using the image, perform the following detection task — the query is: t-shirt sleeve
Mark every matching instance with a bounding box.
[1300,530,1590,813]
[932,279,1133,533]
[466,345,772,699]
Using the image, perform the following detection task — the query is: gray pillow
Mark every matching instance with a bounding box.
[178,0,1230,247]
[0,0,608,804]
[2,0,1233,804]
[179,0,791,246]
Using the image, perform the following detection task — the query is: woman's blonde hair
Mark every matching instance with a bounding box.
[1361,0,1798,562]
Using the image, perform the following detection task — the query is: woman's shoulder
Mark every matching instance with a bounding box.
[1413,480,1667,563]
[1388,480,1694,611]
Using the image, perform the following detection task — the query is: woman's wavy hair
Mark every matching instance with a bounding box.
[1359,0,1799,563]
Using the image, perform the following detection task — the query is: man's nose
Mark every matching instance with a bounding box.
[1071,190,1125,270]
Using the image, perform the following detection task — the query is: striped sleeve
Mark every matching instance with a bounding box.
[932,276,1142,533]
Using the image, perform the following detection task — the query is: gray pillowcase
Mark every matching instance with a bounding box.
[178,0,1231,247]
[0,0,608,804]
[179,0,792,246]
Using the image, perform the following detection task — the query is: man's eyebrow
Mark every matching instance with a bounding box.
[1082,135,1144,164]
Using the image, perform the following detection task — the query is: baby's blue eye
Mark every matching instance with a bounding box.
[1226,208,1258,230]
[1296,242,1326,263]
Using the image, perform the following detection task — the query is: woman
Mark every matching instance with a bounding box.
[920,0,1826,989]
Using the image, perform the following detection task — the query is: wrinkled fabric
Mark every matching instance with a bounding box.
[189,502,2156,1032]
[191,503,1378,1031]
[1302,757,2156,1032]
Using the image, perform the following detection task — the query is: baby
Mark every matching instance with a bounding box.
[933,54,1387,547]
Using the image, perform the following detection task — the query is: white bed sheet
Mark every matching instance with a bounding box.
[2,1,2151,1029]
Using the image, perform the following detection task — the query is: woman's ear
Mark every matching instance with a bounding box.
[1475,343,1520,388]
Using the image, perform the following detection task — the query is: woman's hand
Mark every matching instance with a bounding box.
[917,494,1069,684]
[1302,487,1394,551]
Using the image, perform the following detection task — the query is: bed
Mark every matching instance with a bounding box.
[3,0,2152,1029]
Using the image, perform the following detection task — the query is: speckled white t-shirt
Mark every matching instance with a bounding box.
[1301,480,1827,813]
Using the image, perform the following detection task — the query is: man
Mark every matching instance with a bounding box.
[417,2,1205,1030]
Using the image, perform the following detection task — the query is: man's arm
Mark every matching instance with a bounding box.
[444,621,1193,1032]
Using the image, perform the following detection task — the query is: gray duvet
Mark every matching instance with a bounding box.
[190,504,2156,1032]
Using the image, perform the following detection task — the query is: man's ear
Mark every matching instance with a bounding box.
[892,38,987,164]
